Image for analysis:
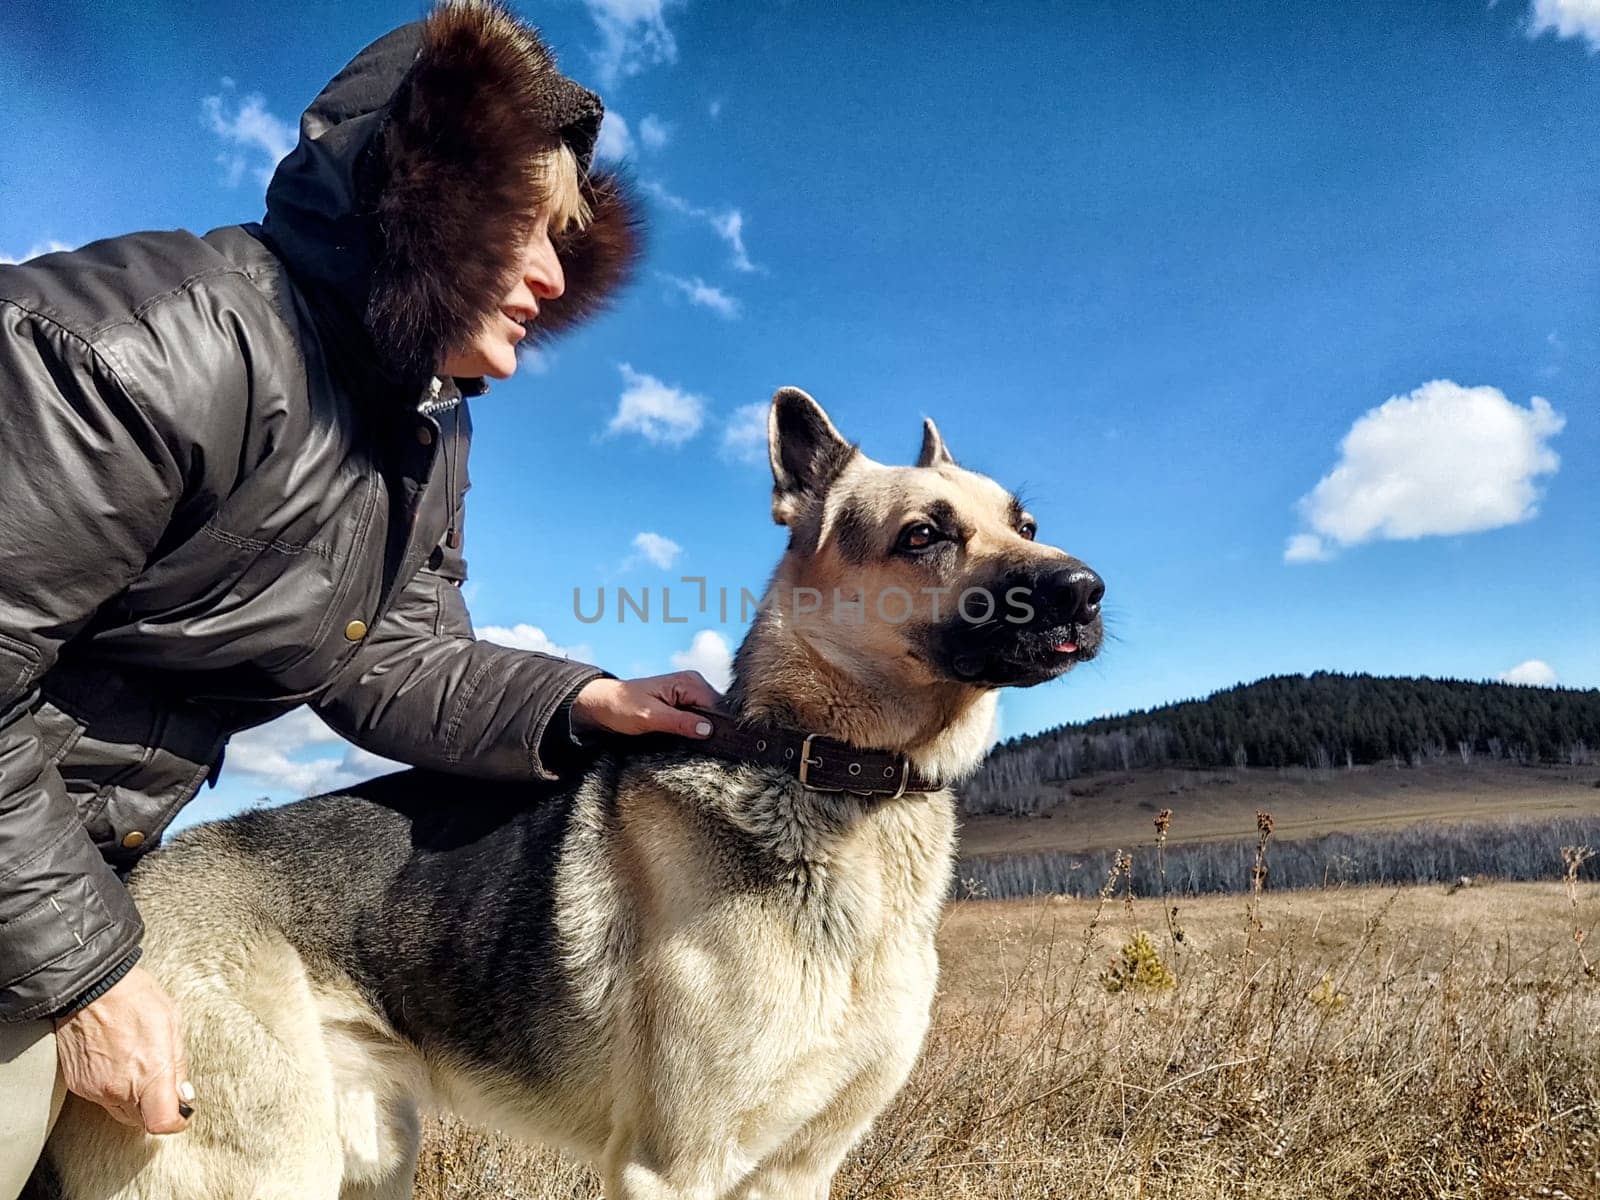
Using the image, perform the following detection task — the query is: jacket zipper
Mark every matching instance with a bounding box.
[429,376,462,551]
[448,403,462,550]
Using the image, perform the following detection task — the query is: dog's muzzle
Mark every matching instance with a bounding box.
[934,559,1106,687]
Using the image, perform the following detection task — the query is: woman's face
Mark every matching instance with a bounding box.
[438,211,566,381]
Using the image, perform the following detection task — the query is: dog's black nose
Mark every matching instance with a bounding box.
[1035,564,1104,625]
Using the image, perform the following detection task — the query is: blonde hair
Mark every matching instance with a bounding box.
[536,141,592,235]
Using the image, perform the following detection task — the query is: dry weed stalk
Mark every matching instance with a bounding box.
[1121,849,1137,927]
[1154,807,1186,949]
[1560,844,1596,980]
[1076,850,1127,970]
[1241,810,1275,972]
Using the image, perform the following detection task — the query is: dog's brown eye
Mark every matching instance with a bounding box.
[1018,521,1037,541]
[898,522,939,551]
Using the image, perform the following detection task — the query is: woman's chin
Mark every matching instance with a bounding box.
[479,342,519,380]
[439,335,521,382]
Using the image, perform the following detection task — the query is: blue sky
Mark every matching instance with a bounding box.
[2,0,1596,822]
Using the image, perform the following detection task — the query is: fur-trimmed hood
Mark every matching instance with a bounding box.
[259,0,643,392]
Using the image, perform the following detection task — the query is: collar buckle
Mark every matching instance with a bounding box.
[796,732,839,793]
[888,754,912,800]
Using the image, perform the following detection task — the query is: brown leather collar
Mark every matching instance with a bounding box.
[676,706,944,798]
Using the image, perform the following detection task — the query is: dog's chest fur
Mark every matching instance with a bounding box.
[514,753,959,1165]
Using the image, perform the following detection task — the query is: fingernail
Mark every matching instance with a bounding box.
[695,720,712,736]
[177,1081,196,1104]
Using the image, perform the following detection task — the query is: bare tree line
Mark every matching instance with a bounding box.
[956,815,1600,900]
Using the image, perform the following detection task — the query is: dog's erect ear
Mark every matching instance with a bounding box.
[769,387,856,526]
[917,417,955,468]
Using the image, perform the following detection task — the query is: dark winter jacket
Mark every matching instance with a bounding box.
[0,1,642,1021]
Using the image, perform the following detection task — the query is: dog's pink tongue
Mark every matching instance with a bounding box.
[1053,640,1078,653]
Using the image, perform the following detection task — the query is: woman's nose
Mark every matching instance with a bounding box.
[525,228,565,301]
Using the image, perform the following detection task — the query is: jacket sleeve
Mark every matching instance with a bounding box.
[313,536,612,785]
[0,299,184,1021]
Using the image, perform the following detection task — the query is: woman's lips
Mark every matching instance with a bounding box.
[501,311,528,341]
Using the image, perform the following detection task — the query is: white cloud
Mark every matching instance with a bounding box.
[0,239,74,265]
[344,746,404,775]
[1501,659,1559,687]
[201,83,296,189]
[629,531,682,569]
[584,0,680,87]
[475,623,592,662]
[1285,380,1564,563]
[709,210,755,273]
[719,401,769,464]
[671,629,733,691]
[517,346,552,375]
[595,110,634,161]
[606,363,706,445]
[662,273,740,318]
[645,181,759,273]
[1282,533,1334,564]
[638,113,671,150]
[223,708,403,798]
[223,625,625,797]
[708,98,723,120]
[1528,0,1600,49]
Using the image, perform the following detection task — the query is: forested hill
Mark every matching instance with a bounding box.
[964,673,1600,815]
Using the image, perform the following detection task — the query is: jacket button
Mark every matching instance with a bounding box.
[121,831,146,849]
[416,425,435,446]
[344,619,369,642]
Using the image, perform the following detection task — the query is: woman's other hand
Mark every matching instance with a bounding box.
[54,964,191,1134]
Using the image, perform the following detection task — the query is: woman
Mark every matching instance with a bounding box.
[0,2,718,1189]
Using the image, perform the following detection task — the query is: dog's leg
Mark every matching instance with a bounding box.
[730,1051,920,1200]
[601,1156,721,1200]
[47,1096,345,1200]
[728,1126,862,1200]
[338,1152,417,1200]
[600,1124,740,1200]
[46,932,347,1200]
[338,1166,416,1200]
[335,1097,419,1200]
[323,1011,424,1200]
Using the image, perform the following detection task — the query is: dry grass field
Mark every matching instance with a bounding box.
[958,761,1600,860]
[415,868,1600,1198]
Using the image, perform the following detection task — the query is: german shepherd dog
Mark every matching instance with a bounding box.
[37,389,1104,1199]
